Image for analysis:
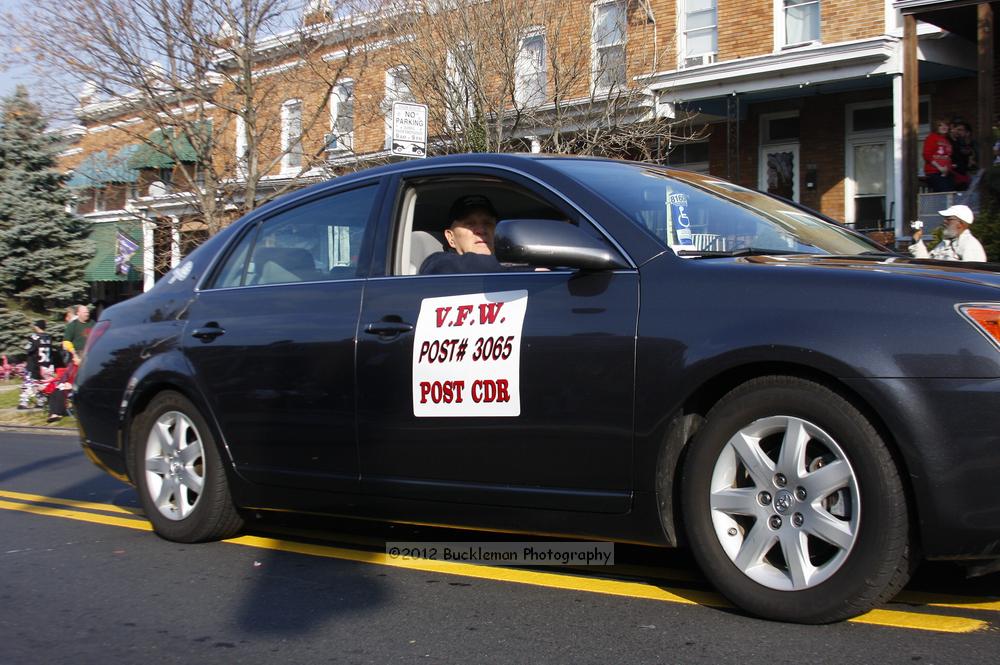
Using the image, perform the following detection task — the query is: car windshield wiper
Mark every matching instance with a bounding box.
[675,247,813,259]
[857,250,900,256]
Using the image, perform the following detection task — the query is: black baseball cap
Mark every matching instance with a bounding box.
[449,195,497,223]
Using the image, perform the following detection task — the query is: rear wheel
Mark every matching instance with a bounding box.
[130,391,243,542]
[681,376,911,623]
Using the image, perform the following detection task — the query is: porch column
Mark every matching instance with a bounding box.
[902,14,919,227]
[142,216,155,292]
[893,72,905,237]
[978,2,994,175]
[170,215,181,268]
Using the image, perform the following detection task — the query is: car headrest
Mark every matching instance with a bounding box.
[409,230,446,274]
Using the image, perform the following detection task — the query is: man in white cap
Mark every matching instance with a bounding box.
[909,204,987,262]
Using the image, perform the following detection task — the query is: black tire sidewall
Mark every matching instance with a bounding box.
[129,390,237,543]
[681,378,907,623]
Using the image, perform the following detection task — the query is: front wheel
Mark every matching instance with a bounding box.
[130,390,244,543]
[681,376,911,623]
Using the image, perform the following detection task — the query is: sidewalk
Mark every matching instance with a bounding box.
[0,383,76,431]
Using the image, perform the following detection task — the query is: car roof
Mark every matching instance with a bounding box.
[246,153,625,221]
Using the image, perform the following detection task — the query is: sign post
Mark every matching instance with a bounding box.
[391,101,428,158]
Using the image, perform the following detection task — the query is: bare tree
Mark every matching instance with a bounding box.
[2,0,376,236]
[376,0,703,160]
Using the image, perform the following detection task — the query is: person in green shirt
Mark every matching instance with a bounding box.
[63,305,95,355]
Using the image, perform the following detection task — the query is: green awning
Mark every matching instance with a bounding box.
[83,221,143,282]
[128,121,212,169]
[66,146,140,189]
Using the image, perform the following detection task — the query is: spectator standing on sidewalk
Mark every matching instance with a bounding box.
[949,119,978,191]
[63,305,94,355]
[909,205,987,262]
[923,119,955,192]
[18,320,54,410]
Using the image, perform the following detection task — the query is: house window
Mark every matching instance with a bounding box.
[592,0,627,91]
[516,30,547,106]
[780,0,820,47]
[385,66,415,148]
[281,99,303,172]
[235,114,247,177]
[762,112,800,143]
[158,167,174,189]
[329,80,355,152]
[681,0,717,68]
[666,140,710,173]
[93,187,106,212]
[446,43,475,126]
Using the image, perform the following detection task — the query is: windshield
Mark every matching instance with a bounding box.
[546,159,883,256]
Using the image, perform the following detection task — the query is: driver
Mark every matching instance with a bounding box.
[419,195,506,275]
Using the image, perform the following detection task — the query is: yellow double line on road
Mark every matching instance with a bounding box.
[0,488,993,634]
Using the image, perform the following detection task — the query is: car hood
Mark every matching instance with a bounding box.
[739,254,1000,290]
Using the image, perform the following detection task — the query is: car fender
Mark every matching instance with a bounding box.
[118,348,237,483]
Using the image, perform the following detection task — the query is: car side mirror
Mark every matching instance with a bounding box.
[494,219,630,270]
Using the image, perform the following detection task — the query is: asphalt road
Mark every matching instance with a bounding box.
[1,430,999,665]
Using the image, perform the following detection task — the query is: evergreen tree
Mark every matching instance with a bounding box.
[0,86,91,357]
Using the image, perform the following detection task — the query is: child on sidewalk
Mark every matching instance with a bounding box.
[18,320,54,410]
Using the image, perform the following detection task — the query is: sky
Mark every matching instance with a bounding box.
[0,0,37,101]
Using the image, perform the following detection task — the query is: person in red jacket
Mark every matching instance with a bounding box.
[923,118,955,192]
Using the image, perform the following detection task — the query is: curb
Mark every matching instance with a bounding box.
[0,424,78,436]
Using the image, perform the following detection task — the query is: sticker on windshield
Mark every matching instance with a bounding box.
[412,290,528,417]
[668,192,693,246]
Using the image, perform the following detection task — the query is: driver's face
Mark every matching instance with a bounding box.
[445,210,497,255]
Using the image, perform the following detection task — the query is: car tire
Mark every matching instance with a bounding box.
[681,375,911,623]
[129,390,244,543]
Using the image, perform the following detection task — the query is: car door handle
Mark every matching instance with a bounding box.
[364,321,414,336]
[191,323,226,341]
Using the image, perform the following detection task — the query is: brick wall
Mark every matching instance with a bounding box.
[718,0,774,60]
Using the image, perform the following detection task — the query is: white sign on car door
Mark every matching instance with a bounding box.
[391,102,428,158]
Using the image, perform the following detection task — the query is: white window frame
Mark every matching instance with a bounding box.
[328,79,355,152]
[446,42,475,127]
[384,66,415,148]
[678,0,718,69]
[516,27,547,107]
[234,114,247,178]
[280,99,303,173]
[591,0,627,93]
[760,110,800,145]
[773,0,821,51]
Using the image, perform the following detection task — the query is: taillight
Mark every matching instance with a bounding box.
[957,304,1000,349]
[84,319,112,356]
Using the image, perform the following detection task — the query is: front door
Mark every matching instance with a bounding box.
[846,139,892,231]
[759,143,800,202]
[355,174,639,513]
[183,182,382,493]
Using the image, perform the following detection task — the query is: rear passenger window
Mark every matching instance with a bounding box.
[212,225,258,288]
[211,184,378,288]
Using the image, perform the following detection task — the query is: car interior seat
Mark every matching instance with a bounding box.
[252,247,321,284]
[408,230,446,274]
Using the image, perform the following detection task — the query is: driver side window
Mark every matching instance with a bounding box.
[393,177,581,276]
